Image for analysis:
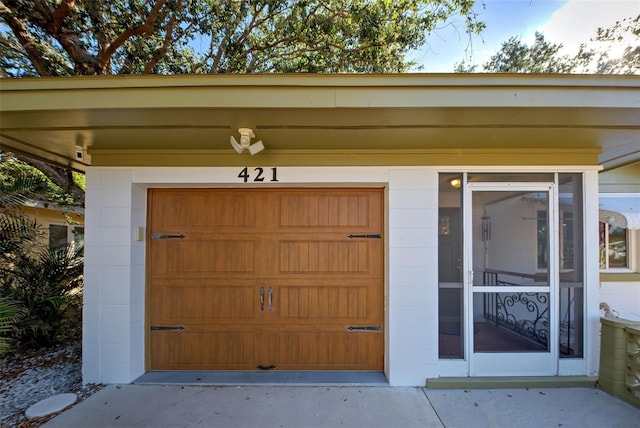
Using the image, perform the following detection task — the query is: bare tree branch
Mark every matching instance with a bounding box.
[30,0,99,74]
[143,1,182,73]
[15,155,85,203]
[0,2,52,76]
[209,3,248,73]
[237,2,268,46]
[50,0,75,33]
[97,0,167,73]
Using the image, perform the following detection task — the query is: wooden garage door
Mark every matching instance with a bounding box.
[148,188,384,371]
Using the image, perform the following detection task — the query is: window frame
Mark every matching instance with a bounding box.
[48,223,84,250]
[48,223,69,249]
[599,223,637,273]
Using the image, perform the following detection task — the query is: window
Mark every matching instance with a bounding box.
[438,173,463,359]
[558,173,584,358]
[600,223,628,269]
[49,224,84,251]
[537,209,575,271]
[73,226,85,255]
[49,224,68,249]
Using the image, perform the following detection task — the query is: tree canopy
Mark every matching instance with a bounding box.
[456,14,640,74]
[572,14,640,74]
[0,153,85,207]
[482,32,574,73]
[0,0,485,77]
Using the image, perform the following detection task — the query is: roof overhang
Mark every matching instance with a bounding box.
[1,74,638,170]
[599,194,640,230]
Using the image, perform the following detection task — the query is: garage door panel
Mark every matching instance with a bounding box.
[279,240,375,274]
[152,240,257,275]
[157,285,256,320]
[278,192,383,230]
[277,286,372,319]
[151,331,256,370]
[152,190,258,230]
[272,332,382,369]
[278,194,373,228]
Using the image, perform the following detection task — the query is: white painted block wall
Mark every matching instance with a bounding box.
[599,281,640,321]
[82,166,601,385]
[387,170,439,385]
[83,169,145,384]
[83,166,442,385]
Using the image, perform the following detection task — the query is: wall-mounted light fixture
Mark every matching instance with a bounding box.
[439,215,450,235]
[230,128,264,155]
[450,178,462,189]
[481,215,491,241]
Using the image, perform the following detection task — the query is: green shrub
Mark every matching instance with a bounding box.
[0,297,22,354]
[0,243,84,347]
[1,154,84,348]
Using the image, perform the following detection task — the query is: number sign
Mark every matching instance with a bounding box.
[238,167,279,183]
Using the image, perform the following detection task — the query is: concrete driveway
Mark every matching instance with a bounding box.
[43,385,639,428]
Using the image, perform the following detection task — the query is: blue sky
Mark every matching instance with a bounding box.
[411,0,640,72]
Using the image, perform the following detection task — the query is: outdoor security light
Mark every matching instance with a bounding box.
[230,128,264,155]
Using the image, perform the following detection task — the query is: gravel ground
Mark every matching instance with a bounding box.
[0,341,103,427]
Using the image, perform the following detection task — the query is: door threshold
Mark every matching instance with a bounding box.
[134,370,388,386]
[426,376,597,389]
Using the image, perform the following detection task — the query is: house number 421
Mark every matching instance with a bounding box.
[238,167,279,183]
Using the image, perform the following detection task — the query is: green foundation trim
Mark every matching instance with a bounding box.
[425,376,597,389]
[600,273,640,282]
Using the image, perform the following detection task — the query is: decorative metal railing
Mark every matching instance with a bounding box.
[559,283,582,357]
[482,272,549,350]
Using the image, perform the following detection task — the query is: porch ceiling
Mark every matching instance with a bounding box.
[1,74,638,171]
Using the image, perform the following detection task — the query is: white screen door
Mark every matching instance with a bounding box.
[466,183,558,376]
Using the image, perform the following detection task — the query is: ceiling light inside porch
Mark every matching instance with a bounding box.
[230,128,264,155]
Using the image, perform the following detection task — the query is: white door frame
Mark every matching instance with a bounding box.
[464,181,559,376]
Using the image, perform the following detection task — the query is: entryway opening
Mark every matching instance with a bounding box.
[438,173,585,376]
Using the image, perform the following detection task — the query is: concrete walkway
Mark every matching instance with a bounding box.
[425,388,639,428]
[43,385,639,428]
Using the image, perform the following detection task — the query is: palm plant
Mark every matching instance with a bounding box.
[0,160,46,254]
[0,155,84,347]
[4,243,84,346]
[0,297,21,354]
